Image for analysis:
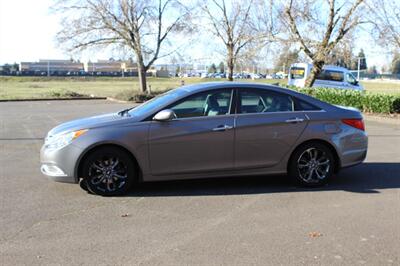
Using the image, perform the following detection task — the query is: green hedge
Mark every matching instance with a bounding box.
[292,88,400,114]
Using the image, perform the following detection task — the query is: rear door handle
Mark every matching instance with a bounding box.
[212,125,233,131]
[285,117,304,123]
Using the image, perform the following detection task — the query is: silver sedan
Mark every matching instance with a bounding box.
[40,82,368,196]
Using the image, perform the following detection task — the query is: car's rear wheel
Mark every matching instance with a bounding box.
[81,146,136,196]
[288,142,335,187]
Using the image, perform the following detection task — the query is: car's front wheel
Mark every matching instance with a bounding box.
[80,146,136,196]
[288,142,335,187]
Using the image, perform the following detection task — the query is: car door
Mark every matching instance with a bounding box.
[148,89,235,176]
[235,88,308,169]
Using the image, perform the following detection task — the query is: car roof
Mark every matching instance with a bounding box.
[177,81,292,94]
[322,65,349,72]
[290,63,349,72]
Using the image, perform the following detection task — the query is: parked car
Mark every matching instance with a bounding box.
[288,63,364,91]
[250,73,262,79]
[41,82,368,196]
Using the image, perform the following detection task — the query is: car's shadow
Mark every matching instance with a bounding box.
[125,162,400,197]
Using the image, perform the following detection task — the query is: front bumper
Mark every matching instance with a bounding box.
[40,144,84,183]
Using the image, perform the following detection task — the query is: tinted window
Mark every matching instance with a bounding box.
[170,89,232,118]
[316,70,344,82]
[295,99,321,111]
[239,89,294,114]
[290,67,305,79]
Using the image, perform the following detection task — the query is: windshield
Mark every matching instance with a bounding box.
[128,89,182,117]
[290,67,305,79]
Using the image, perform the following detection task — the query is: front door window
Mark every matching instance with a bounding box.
[170,89,233,118]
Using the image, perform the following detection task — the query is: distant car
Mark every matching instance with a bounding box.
[288,63,364,91]
[232,73,241,79]
[41,82,368,196]
[251,73,262,79]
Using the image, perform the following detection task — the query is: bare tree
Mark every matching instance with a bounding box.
[284,0,365,86]
[55,0,191,92]
[202,0,262,81]
[366,0,400,49]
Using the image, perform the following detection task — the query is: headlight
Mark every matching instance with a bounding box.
[45,129,88,150]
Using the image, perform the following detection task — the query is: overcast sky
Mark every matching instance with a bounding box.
[0,0,392,70]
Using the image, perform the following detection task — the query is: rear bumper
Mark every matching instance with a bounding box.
[340,148,368,168]
[336,128,368,168]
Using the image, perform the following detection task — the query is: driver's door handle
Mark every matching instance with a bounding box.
[212,125,233,131]
[285,117,304,123]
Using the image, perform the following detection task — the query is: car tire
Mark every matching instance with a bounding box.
[288,142,335,187]
[79,178,89,192]
[81,146,136,196]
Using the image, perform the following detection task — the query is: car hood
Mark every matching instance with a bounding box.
[47,112,132,137]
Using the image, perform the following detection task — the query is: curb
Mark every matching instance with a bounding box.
[0,97,107,102]
[106,97,131,104]
[364,114,400,125]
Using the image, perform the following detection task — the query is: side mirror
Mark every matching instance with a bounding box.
[153,109,177,122]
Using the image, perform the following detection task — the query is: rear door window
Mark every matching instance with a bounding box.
[316,70,344,82]
[238,89,294,114]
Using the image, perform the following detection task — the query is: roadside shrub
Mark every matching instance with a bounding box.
[48,90,86,98]
[292,87,400,114]
[114,89,169,102]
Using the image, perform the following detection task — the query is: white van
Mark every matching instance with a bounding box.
[288,63,364,91]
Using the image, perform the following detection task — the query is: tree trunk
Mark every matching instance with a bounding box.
[227,46,234,81]
[305,61,324,87]
[137,61,147,93]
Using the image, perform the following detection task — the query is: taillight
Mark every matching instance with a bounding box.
[342,118,365,131]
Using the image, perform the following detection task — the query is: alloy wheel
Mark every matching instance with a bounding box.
[297,147,331,183]
[88,156,128,193]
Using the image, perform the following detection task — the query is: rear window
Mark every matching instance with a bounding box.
[295,99,321,111]
[316,70,344,82]
[290,67,305,79]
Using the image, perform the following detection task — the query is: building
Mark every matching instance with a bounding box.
[20,59,84,75]
[85,60,122,73]
[84,60,139,75]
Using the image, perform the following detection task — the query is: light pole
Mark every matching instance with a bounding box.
[357,57,365,81]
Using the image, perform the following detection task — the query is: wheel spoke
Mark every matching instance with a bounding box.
[312,149,318,160]
[91,174,105,185]
[307,168,315,181]
[113,173,127,179]
[298,163,308,168]
[93,161,104,171]
[106,180,116,192]
[318,159,330,166]
[315,169,324,179]
[111,158,120,169]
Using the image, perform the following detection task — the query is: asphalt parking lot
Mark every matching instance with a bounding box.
[0,100,399,265]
